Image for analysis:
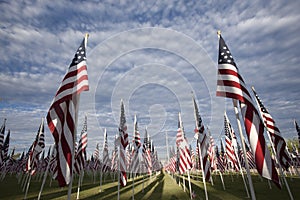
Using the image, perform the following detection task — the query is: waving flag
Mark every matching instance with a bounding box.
[2,130,10,162]
[295,120,300,146]
[192,95,210,181]
[215,145,225,173]
[46,35,89,187]
[131,115,141,174]
[118,100,128,186]
[224,114,239,171]
[0,119,6,165]
[142,127,152,174]
[102,129,110,172]
[176,112,192,174]
[216,33,280,188]
[252,87,290,170]
[74,115,88,174]
[26,119,45,175]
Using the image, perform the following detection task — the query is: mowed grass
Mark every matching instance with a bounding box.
[0,171,299,200]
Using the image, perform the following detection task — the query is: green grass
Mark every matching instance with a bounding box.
[0,171,299,200]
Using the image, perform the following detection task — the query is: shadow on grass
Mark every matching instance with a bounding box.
[134,173,164,200]
[80,174,151,200]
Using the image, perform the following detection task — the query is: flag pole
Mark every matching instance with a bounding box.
[197,141,208,200]
[225,112,250,198]
[117,145,121,200]
[99,163,103,192]
[24,173,32,199]
[187,170,193,199]
[232,99,256,200]
[38,144,53,200]
[76,170,83,200]
[166,131,170,163]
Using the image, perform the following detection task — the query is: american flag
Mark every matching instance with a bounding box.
[26,119,45,175]
[192,95,211,181]
[142,128,152,174]
[215,145,226,173]
[111,135,118,172]
[216,34,280,188]
[118,100,128,186]
[74,115,88,174]
[2,130,10,163]
[131,115,140,175]
[208,135,216,171]
[0,119,6,165]
[252,87,291,170]
[294,120,300,146]
[92,143,100,171]
[102,129,110,172]
[224,114,239,171]
[239,141,256,169]
[176,112,192,174]
[46,36,89,187]
[49,144,58,180]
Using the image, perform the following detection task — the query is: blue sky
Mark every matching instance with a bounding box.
[1,0,300,162]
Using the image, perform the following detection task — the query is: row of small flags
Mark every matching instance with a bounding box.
[1,32,300,200]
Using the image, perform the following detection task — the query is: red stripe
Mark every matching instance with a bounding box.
[62,65,87,82]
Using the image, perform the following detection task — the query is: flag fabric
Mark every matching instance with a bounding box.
[74,115,88,174]
[252,87,290,170]
[49,144,58,180]
[208,135,217,171]
[2,130,10,162]
[46,36,89,187]
[111,136,119,172]
[176,113,192,174]
[224,114,239,171]
[0,119,6,165]
[294,120,300,146]
[26,119,45,175]
[131,115,140,175]
[0,119,6,149]
[216,34,280,188]
[245,141,256,169]
[215,145,226,173]
[192,95,211,181]
[92,143,100,171]
[142,128,152,174]
[220,140,228,171]
[118,100,129,186]
[102,129,110,172]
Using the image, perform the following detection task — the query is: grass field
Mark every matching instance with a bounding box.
[0,171,299,199]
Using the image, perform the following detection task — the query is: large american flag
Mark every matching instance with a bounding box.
[46,36,89,187]
[118,100,128,186]
[74,115,88,174]
[192,95,211,181]
[252,87,290,170]
[216,34,280,188]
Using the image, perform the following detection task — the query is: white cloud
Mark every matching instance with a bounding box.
[0,0,299,160]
